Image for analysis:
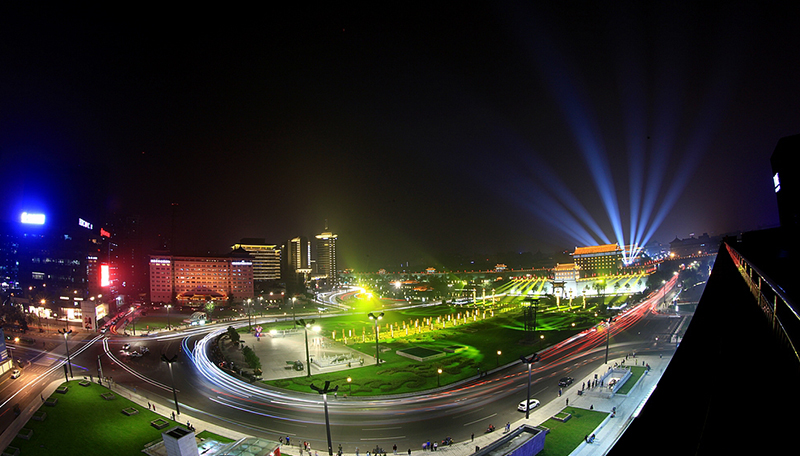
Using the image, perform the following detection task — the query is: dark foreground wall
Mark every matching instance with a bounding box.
[608,246,800,455]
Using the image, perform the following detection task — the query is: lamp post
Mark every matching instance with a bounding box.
[347,377,352,396]
[368,312,384,365]
[297,319,319,377]
[58,329,73,379]
[437,368,442,387]
[604,317,616,364]
[247,298,252,331]
[311,381,338,456]
[161,354,181,416]
[496,350,502,368]
[520,354,540,419]
[166,304,172,331]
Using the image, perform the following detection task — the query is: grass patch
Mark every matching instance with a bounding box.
[263,297,613,395]
[6,381,190,456]
[197,430,236,443]
[538,407,608,456]
[615,366,646,395]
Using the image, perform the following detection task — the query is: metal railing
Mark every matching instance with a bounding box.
[725,242,800,364]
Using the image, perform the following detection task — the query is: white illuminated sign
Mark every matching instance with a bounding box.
[78,218,93,229]
[232,261,253,266]
[150,259,171,264]
[774,172,781,193]
[21,212,46,224]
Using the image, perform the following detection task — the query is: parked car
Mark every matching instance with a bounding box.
[558,377,574,387]
[517,399,540,411]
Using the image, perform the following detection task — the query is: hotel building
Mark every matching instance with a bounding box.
[149,253,254,305]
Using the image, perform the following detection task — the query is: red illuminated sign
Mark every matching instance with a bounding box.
[100,264,110,287]
[100,228,111,238]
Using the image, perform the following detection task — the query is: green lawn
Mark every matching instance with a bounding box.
[6,381,187,456]
[538,407,608,456]
[264,297,612,395]
[615,366,646,395]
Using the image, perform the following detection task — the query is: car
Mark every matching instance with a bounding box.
[517,399,540,411]
[11,369,21,379]
[558,377,574,387]
[122,343,131,350]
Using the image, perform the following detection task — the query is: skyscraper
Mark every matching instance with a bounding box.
[315,226,338,287]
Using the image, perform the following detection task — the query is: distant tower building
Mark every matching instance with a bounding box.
[231,238,281,281]
[315,224,338,287]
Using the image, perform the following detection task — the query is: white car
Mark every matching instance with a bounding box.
[518,399,540,412]
[11,369,21,379]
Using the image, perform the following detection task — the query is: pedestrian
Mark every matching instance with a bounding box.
[356,447,359,456]
[287,437,291,446]
[471,433,474,442]
[393,444,397,454]
[279,436,284,445]
[558,388,562,397]
[148,401,152,410]
[338,443,342,454]
[566,398,569,406]
[408,449,412,456]
[335,391,338,399]
[590,404,593,410]
[41,394,45,402]
[475,446,480,453]
[172,411,176,421]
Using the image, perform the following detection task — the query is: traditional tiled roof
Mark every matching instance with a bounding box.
[573,244,620,255]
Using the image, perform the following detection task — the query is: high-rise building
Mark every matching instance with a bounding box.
[231,238,281,281]
[287,236,311,274]
[315,226,338,287]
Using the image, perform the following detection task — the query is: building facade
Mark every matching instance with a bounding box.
[231,238,281,281]
[572,244,622,278]
[149,253,254,305]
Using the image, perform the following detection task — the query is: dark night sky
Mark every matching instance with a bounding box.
[1,3,797,270]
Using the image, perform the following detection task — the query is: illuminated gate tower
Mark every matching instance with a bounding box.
[571,244,623,278]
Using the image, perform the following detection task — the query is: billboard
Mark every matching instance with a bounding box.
[21,212,46,224]
[100,264,110,287]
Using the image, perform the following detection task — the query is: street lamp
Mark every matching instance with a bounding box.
[247,298,252,331]
[166,304,172,330]
[437,368,442,387]
[297,319,319,377]
[496,350,502,367]
[347,377,352,396]
[604,317,616,364]
[368,312,384,365]
[161,353,181,416]
[310,381,338,456]
[58,329,73,379]
[520,354,541,419]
